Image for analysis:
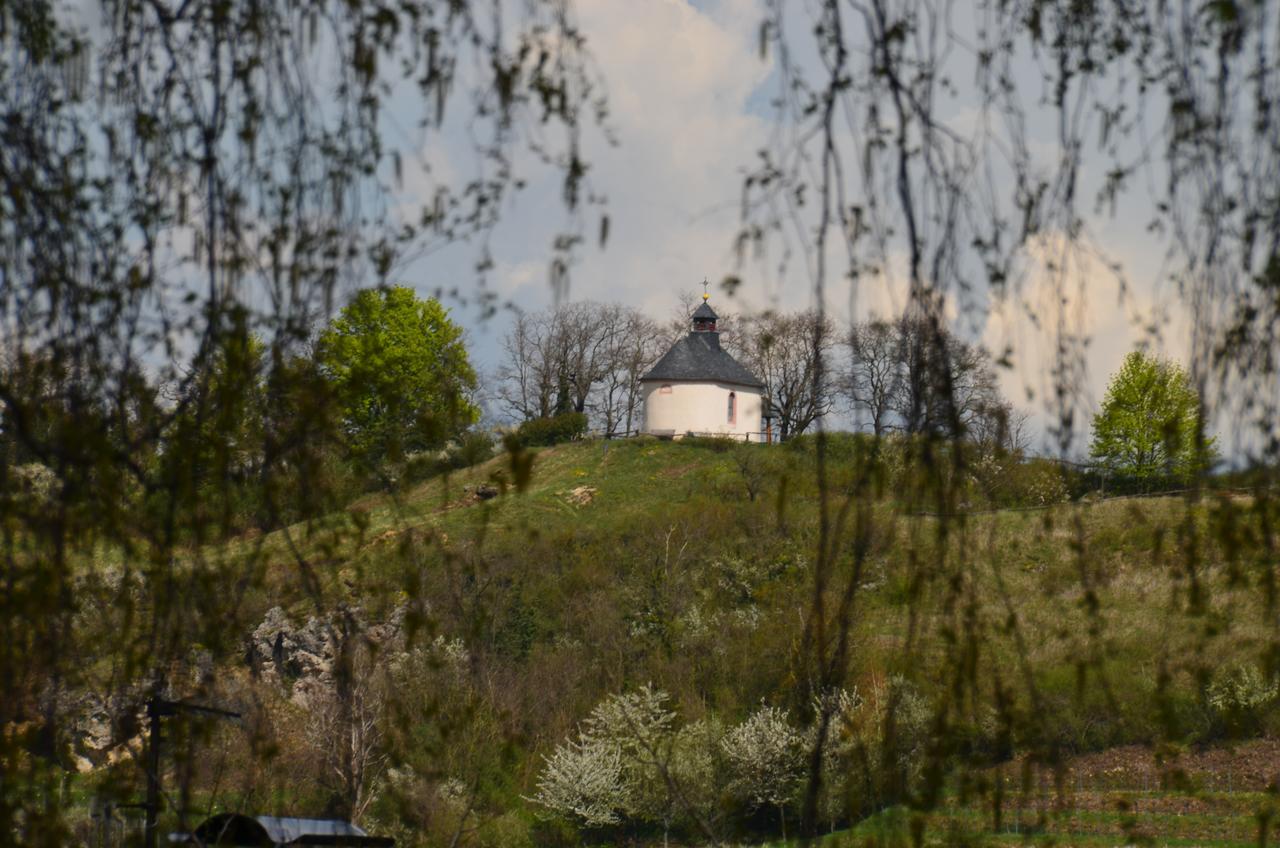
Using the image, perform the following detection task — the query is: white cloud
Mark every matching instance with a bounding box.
[485,0,774,316]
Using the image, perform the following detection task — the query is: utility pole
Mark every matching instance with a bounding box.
[142,694,241,848]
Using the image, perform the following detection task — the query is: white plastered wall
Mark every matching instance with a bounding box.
[641,381,764,440]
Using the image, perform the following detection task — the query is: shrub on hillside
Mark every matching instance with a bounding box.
[681,433,737,452]
[720,704,806,838]
[529,685,680,833]
[781,432,885,472]
[473,810,538,848]
[513,412,587,448]
[730,443,777,501]
[971,453,1070,507]
[1068,466,1190,498]
[401,430,497,486]
[447,429,497,469]
[1208,664,1279,738]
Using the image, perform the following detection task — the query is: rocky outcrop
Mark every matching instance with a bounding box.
[50,605,407,774]
[248,606,334,687]
[58,688,148,773]
[245,605,406,707]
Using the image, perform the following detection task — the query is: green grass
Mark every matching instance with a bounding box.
[47,435,1280,847]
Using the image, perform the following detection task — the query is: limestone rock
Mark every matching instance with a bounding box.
[246,604,408,706]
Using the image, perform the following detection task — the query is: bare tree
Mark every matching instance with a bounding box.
[498,303,661,434]
[841,320,901,437]
[497,312,549,422]
[306,639,388,822]
[967,397,1030,454]
[497,305,602,421]
[556,304,615,416]
[590,306,664,437]
[739,311,836,439]
[892,316,1002,441]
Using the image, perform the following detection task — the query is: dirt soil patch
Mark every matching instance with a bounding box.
[564,485,597,506]
[987,739,1280,816]
[1064,739,1280,791]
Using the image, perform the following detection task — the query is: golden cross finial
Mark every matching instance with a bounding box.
[701,277,710,301]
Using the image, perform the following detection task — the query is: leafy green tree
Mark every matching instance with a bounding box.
[1090,351,1216,481]
[317,287,478,466]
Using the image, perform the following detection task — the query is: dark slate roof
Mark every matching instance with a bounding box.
[691,301,718,321]
[641,332,764,388]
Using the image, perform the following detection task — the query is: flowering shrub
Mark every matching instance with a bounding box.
[1208,664,1279,736]
[582,684,677,767]
[1022,459,1070,505]
[1209,665,1277,711]
[968,451,1070,507]
[720,704,806,835]
[809,687,865,829]
[529,685,678,830]
[529,737,628,827]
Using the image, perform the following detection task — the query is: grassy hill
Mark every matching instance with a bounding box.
[68,436,1280,846]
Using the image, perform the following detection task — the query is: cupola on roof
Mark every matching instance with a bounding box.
[640,296,764,389]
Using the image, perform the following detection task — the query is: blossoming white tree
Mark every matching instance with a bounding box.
[529,684,679,835]
[720,703,806,838]
[668,718,727,836]
[583,683,677,764]
[529,737,628,828]
[809,687,864,830]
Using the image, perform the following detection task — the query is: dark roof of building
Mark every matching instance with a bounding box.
[185,813,394,846]
[641,332,764,388]
[691,301,718,321]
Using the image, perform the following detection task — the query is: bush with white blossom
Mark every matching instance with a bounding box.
[529,737,628,827]
[1208,664,1279,735]
[528,684,678,831]
[719,703,806,836]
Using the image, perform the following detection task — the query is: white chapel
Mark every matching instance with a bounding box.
[640,294,767,440]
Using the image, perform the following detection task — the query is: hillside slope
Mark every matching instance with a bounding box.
[72,437,1280,846]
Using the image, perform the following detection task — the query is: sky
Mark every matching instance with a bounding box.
[382,0,1208,457]
[59,0,1220,458]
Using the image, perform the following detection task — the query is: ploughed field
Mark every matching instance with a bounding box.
[822,740,1280,846]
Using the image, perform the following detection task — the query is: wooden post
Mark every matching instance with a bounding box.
[140,693,239,848]
[143,697,165,848]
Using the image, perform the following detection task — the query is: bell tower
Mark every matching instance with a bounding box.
[691,281,718,333]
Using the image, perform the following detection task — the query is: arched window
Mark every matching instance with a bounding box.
[727,391,736,424]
